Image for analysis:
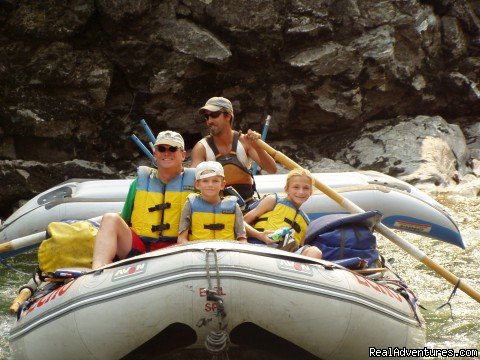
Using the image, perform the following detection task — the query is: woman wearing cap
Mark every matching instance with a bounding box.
[92,131,196,269]
[177,161,247,243]
[190,97,277,205]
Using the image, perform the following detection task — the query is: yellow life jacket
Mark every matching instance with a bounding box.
[38,220,98,274]
[131,166,196,244]
[188,194,237,241]
[252,195,310,246]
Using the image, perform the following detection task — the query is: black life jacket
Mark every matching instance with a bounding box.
[206,131,256,202]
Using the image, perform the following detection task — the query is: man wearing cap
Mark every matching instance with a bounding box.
[92,130,196,269]
[191,97,277,204]
[177,160,247,243]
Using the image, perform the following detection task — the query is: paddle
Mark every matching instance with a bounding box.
[252,115,271,175]
[0,231,46,260]
[257,139,480,303]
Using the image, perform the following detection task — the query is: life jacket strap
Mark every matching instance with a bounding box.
[204,223,225,230]
[284,218,301,233]
[151,223,171,232]
[148,203,171,212]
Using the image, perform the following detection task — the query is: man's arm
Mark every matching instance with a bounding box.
[120,178,138,224]
[242,130,277,174]
[190,141,207,167]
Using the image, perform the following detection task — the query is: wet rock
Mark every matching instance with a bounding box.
[336,116,470,187]
[1,0,480,217]
[5,1,95,40]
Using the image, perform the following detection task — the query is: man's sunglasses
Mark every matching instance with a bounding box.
[156,145,180,153]
[203,111,225,121]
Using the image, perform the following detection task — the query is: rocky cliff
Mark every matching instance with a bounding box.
[1,0,479,218]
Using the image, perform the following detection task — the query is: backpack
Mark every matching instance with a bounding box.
[303,211,382,268]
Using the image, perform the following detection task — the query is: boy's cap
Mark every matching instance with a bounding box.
[198,97,233,115]
[195,161,225,180]
[154,130,184,148]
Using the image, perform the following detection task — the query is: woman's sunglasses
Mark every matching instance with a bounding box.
[156,145,180,153]
[203,111,225,121]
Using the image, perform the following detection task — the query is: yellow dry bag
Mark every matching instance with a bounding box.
[38,221,98,274]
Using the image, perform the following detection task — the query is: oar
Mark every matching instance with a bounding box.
[252,115,271,175]
[131,134,156,166]
[257,139,480,303]
[0,231,47,260]
[140,119,157,144]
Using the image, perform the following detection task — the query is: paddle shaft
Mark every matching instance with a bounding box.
[0,231,46,256]
[252,115,271,175]
[257,140,480,303]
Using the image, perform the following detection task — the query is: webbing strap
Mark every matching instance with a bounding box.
[148,203,171,212]
[204,223,225,230]
[284,217,301,233]
[151,223,171,232]
[206,131,240,156]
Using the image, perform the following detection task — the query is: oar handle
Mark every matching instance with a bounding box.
[9,288,32,315]
[257,139,480,303]
[0,242,13,253]
[131,134,156,165]
[140,119,157,144]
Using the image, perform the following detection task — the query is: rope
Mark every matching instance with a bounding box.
[205,330,230,359]
[376,277,424,325]
[0,259,31,276]
[436,278,461,321]
[204,248,230,360]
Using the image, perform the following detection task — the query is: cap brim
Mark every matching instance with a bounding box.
[198,105,223,114]
[154,139,183,148]
[196,172,224,180]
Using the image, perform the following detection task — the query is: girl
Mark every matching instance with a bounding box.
[244,168,322,259]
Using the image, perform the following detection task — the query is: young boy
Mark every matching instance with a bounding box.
[177,161,247,243]
[244,168,322,259]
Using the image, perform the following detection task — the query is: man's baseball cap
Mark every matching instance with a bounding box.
[154,130,185,149]
[198,97,233,115]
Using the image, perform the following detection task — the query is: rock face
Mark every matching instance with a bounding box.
[1,0,479,217]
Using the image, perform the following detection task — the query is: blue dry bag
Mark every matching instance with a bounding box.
[304,211,382,268]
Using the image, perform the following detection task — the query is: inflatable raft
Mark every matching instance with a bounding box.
[0,171,464,249]
[9,241,426,360]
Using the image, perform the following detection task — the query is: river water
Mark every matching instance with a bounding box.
[0,194,479,359]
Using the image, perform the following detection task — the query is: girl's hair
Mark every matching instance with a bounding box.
[285,168,314,188]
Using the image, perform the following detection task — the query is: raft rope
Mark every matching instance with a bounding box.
[435,278,461,321]
[376,277,424,325]
[204,248,230,360]
[0,259,31,276]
